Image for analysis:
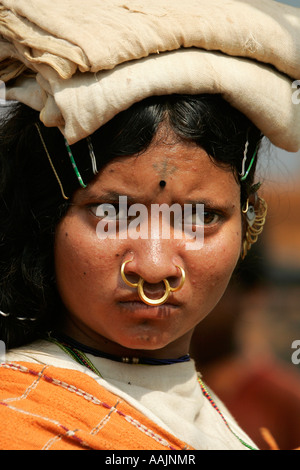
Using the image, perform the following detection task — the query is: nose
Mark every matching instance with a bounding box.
[122,238,184,288]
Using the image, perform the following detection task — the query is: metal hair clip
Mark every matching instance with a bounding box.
[87,136,98,175]
[0,310,37,321]
[35,123,69,200]
[240,139,249,178]
[64,138,87,189]
[240,142,259,182]
[0,310,10,318]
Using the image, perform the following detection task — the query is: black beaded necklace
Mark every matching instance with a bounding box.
[47,332,191,366]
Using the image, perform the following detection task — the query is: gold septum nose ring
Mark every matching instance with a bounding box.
[120,259,185,306]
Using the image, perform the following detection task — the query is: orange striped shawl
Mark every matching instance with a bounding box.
[0,361,192,450]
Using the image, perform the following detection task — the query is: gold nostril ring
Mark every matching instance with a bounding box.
[170,265,185,292]
[120,260,185,306]
[120,259,138,288]
[138,278,170,306]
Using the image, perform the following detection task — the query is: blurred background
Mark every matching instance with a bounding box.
[191,0,300,451]
[191,142,300,450]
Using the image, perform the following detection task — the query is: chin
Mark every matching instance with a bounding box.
[113,329,173,353]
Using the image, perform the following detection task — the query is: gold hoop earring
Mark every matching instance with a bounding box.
[120,260,185,306]
[241,196,267,260]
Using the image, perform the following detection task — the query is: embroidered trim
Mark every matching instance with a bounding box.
[2,365,47,403]
[0,362,183,451]
[90,399,120,436]
[1,393,91,449]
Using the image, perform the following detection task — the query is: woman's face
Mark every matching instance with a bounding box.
[54,127,242,358]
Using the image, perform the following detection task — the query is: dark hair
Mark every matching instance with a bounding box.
[0,94,262,348]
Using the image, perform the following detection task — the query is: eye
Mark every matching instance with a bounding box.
[203,211,220,226]
[89,203,128,221]
[183,206,221,226]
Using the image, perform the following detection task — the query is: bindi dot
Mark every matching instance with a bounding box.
[159,180,166,188]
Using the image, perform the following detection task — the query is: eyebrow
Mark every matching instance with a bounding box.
[80,191,235,211]
[183,198,232,210]
[79,191,136,203]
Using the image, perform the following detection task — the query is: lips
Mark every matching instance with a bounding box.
[117,293,181,307]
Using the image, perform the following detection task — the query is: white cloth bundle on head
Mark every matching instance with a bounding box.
[0,0,299,150]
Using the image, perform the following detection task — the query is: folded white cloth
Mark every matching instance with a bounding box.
[0,0,299,150]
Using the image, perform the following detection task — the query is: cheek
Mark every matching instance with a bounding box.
[189,228,241,299]
[54,218,107,302]
[54,215,128,313]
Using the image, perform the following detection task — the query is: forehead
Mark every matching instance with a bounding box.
[74,125,240,204]
[107,139,206,176]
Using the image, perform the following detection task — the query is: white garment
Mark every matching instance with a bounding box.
[5,340,257,450]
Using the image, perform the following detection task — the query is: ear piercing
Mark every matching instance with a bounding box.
[241,196,267,259]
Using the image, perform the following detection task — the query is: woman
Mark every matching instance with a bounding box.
[0,0,299,451]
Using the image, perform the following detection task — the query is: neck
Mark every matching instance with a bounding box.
[49,331,191,366]
[56,314,193,361]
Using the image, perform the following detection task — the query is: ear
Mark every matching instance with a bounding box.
[241,194,254,237]
[241,192,258,229]
[241,195,267,260]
